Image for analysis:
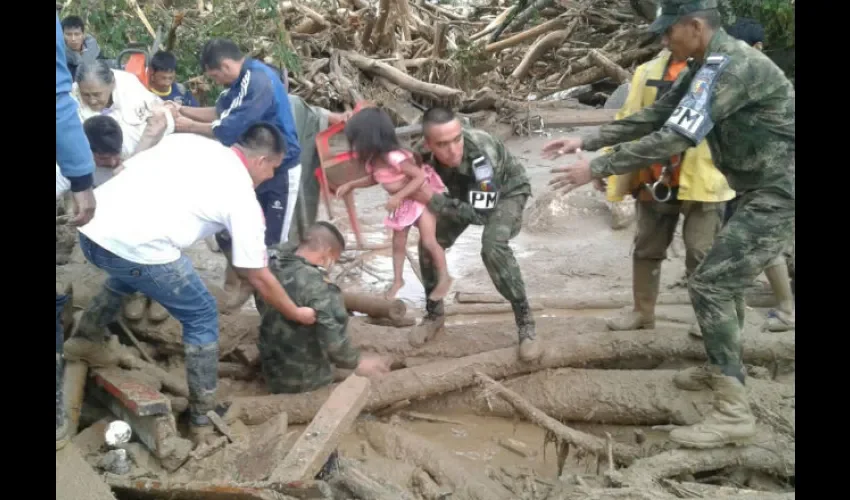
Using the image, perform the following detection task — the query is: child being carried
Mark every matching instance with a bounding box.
[336,108,453,300]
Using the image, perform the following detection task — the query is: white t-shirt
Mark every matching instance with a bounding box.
[79,133,268,268]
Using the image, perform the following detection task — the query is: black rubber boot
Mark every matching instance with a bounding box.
[185,342,220,446]
[408,299,445,347]
[512,300,541,362]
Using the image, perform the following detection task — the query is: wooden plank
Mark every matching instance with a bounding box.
[56,444,117,500]
[534,108,617,128]
[269,375,371,483]
[91,367,171,417]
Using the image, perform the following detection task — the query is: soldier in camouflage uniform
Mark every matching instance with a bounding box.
[255,222,389,479]
[543,0,794,448]
[411,107,541,362]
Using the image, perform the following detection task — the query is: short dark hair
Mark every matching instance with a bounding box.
[83,116,123,155]
[61,16,85,32]
[304,222,346,254]
[236,122,286,158]
[150,51,177,73]
[200,39,244,71]
[422,107,457,130]
[726,17,765,46]
[683,9,723,30]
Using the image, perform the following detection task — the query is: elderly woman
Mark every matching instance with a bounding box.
[63,59,177,322]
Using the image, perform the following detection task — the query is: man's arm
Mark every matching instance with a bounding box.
[240,267,310,322]
[589,69,750,178]
[181,106,218,122]
[211,71,276,146]
[582,70,693,152]
[306,286,361,370]
[55,14,94,192]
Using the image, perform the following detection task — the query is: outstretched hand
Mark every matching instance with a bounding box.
[541,137,584,160]
[549,149,594,195]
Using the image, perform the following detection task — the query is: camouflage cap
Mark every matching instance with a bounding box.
[649,0,719,34]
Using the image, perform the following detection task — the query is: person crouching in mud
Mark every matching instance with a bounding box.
[336,107,454,301]
[254,222,391,478]
[410,107,541,362]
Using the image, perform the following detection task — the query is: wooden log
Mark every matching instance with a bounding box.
[412,467,452,499]
[551,47,659,96]
[475,372,642,465]
[127,311,259,359]
[511,29,571,80]
[445,302,543,316]
[341,51,462,99]
[224,329,794,425]
[336,458,416,500]
[117,346,190,398]
[470,5,518,41]
[588,49,633,84]
[454,291,779,309]
[361,421,512,500]
[485,16,568,53]
[344,292,407,321]
[269,375,372,483]
[411,369,795,427]
[63,361,89,436]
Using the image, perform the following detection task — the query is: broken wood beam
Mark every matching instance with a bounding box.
[91,367,171,417]
[588,49,633,84]
[344,292,407,322]
[475,372,642,465]
[454,290,779,309]
[63,361,88,437]
[224,330,794,425]
[362,421,512,500]
[485,16,568,53]
[414,369,795,427]
[269,375,372,483]
[336,458,416,500]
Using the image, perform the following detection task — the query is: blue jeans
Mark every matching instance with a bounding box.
[78,233,219,346]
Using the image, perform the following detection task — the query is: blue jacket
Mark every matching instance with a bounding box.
[56,14,95,192]
[213,58,301,175]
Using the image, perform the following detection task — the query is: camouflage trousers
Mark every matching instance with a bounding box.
[634,199,725,275]
[420,194,529,303]
[688,191,795,382]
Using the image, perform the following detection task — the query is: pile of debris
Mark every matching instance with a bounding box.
[272,0,661,128]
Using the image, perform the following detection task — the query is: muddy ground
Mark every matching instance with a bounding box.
[62,126,794,499]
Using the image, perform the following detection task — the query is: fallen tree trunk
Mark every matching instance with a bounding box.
[409,368,795,427]
[485,15,569,53]
[589,49,633,83]
[344,292,407,322]
[511,18,579,80]
[454,291,779,309]
[225,330,794,425]
[341,51,462,99]
[361,421,512,500]
[475,372,642,465]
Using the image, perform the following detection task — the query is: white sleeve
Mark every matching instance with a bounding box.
[226,194,269,269]
[56,164,70,199]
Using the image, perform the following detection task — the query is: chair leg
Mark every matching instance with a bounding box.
[343,193,365,249]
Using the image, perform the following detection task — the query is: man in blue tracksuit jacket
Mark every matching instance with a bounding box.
[175,39,302,256]
[56,12,97,451]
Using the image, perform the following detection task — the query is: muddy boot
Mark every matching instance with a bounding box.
[673,364,714,391]
[607,259,661,331]
[56,352,69,451]
[408,299,445,347]
[147,300,170,323]
[669,373,756,448]
[65,287,124,367]
[123,293,148,321]
[186,342,220,447]
[512,300,542,362]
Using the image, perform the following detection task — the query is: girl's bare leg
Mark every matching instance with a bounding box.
[416,210,453,301]
[387,227,410,299]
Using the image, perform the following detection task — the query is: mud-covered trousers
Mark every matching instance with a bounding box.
[688,190,794,382]
[75,233,220,426]
[419,194,529,302]
[56,293,67,431]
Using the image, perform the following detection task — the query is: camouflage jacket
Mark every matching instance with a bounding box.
[256,253,360,394]
[420,128,532,225]
[585,29,794,200]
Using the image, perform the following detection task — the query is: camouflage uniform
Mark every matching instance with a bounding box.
[255,253,360,394]
[415,129,540,360]
[582,0,794,448]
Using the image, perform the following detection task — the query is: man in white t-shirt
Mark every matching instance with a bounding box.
[62,123,317,445]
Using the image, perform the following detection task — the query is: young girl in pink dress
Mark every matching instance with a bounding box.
[336,108,453,300]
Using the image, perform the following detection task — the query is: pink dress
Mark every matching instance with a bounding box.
[366,150,447,231]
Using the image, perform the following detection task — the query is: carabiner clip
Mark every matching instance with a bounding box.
[649,179,673,203]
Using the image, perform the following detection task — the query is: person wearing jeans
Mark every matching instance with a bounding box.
[55,12,97,451]
[63,124,316,445]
